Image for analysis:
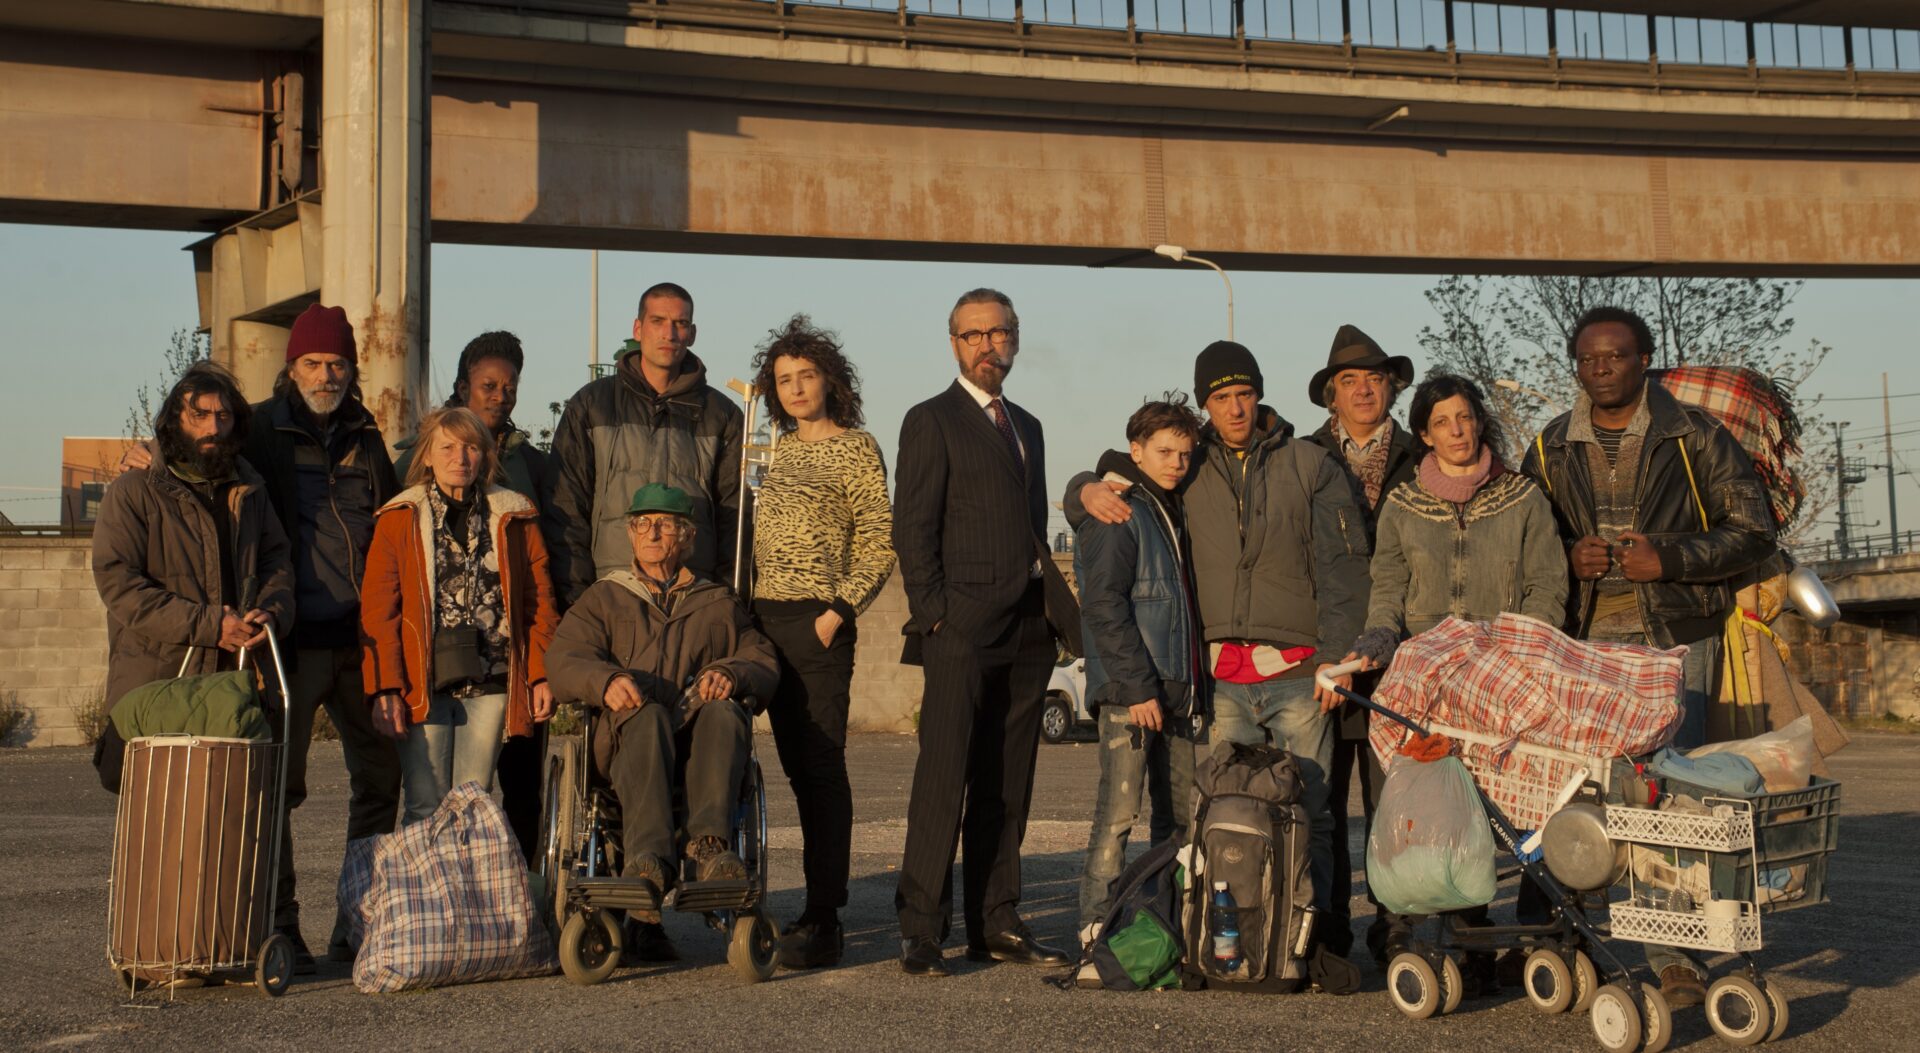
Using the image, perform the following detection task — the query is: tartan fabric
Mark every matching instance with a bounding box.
[1650,366,1803,528]
[1368,614,1683,775]
[339,781,555,993]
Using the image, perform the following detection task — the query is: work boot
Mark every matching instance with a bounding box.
[776,916,844,970]
[623,919,680,964]
[276,924,317,976]
[686,836,747,883]
[621,853,671,924]
[1659,964,1708,1008]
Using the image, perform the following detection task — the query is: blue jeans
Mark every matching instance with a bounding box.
[1589,629,1721,980]
[1078,706,1197,928]
[399,691,508,824]
[1210,676,1336,914]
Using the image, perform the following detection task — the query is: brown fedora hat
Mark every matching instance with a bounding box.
[1308,324,1414,408]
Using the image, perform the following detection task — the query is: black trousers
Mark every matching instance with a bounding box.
[757,599,858,923]
[896,584,1054,945]
[1327,731,1388,953]
[496,725,547,863]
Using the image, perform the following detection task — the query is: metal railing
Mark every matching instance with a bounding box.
[0,523,94,538]
[1803,530,1919,564]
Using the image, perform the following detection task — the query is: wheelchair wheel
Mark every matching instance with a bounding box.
[540,735,583,928]
[728,909,777,983]
[559,909,623,986]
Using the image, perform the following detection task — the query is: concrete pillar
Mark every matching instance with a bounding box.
[321,0,429,446]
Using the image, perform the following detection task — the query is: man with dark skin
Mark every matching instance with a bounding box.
[1523,305,1775,1009]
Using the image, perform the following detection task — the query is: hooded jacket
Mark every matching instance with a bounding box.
[1072,457,1203,720]
[1521,382,1776,649]
[92,442,296,711]
[244,393,398,647]
[544,566,778,777]
[545,349,744,605]
[358,484,561,738]
[1066,408,1372,662]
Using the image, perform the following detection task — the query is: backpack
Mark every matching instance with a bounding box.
[1180,741,1315,992]
[1059,839,1188,991]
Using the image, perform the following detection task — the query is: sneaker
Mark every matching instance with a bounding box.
[776,917,844,970]
[685,836,747,883]
[623,919,681,963]
[1659,964,1708,1009]
[276,925,317,976]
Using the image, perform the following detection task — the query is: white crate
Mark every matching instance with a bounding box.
[1606,803,1754,852]
[1611,904,1762,953]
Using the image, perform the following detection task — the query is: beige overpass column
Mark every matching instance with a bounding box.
[321,0,430,446]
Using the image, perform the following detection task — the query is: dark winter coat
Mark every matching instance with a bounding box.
[1073,463,1202,720]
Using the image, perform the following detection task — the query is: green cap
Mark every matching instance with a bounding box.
[626,482,693,517]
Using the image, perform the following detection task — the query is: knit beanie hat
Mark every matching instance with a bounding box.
[286,304,358,363]
[1193,340,1263,403]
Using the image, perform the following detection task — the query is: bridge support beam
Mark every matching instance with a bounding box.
[321,0,429,442]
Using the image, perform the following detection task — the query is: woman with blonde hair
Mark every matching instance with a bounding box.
[360,406,562,822]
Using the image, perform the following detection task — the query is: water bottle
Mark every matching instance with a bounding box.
[1210,881,1243,973]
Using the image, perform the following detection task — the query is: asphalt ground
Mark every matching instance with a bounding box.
[3,732,1915,1052]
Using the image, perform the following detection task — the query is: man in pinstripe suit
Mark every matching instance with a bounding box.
[891,288,1070,976]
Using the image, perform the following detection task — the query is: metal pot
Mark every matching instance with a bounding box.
[1540,803,1628,892]
[1784,564,1840,629]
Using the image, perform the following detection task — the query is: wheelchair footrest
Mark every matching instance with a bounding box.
[571,877,661,913]
[672,879,759,914]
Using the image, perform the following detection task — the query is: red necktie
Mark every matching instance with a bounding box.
[989,398,1024,469]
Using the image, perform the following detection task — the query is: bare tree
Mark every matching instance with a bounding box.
[1418,276,1832,550]
[124,328,208,439]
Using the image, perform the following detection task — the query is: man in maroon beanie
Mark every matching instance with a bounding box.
[130,304,401,971]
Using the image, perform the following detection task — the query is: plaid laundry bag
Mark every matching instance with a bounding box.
[1368,615,1684,823]
[339,781,556,993]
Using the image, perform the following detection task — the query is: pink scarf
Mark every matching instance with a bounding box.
[1419,445,1500,505]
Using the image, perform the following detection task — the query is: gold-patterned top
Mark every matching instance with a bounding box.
[751,428,896,615]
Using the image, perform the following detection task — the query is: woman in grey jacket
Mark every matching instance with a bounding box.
[1347,373,1567,995]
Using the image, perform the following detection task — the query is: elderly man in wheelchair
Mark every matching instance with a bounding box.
[545,483,780,979]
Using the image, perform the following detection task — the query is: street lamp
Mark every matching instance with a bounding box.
[1154,244,1234,342]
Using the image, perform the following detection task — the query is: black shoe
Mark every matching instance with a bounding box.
[1495,948,1528,989]
[901,937,949,976]
[966,923,1069,966]
[623,919,681,963]
[276,925,317,976]
[325,936,355,964]
[777,918,844,970]
[1462,952,1499,998]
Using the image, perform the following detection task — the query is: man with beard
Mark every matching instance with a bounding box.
[92,361,295,792]
[130,304,403,969]
[892,288,1068,977]
[546,283,744,607]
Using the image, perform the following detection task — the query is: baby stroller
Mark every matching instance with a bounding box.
[536,700,778,985]
[1319,649,1839,1052]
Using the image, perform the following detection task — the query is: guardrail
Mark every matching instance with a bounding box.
[0,523,93,538]
[1802,530,1919,563]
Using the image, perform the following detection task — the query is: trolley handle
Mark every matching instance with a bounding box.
[1313,658,1430,737]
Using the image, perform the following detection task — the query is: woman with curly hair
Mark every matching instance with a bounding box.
[748,314,895,970]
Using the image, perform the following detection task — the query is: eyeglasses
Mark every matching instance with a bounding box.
[951,327,1015,348]
[631,516,685,536]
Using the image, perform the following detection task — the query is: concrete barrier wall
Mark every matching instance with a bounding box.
[0,538,108,747]
[0,539,1074,745]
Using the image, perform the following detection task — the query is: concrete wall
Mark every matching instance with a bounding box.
[0,539,108,747]
[1774,610,1920,722]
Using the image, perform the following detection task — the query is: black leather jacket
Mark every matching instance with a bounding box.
[1521,383,1775,649]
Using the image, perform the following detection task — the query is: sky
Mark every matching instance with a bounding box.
[3,222,1918,550]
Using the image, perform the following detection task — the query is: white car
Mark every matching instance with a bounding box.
[1041,657,1094,744]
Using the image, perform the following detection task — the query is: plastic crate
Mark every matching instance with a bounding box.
[1614,771,1840,915]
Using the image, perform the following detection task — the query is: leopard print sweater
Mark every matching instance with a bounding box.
[751,429,896,615]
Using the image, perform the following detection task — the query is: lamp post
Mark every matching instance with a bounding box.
[1154,244,1234,342]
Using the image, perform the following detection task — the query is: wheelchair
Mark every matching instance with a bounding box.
[537,700,778,985]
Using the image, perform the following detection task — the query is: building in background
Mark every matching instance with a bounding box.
[60,437,135,529]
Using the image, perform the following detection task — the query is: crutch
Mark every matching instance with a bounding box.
[725,377,759,596]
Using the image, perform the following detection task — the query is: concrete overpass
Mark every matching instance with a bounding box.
[2,0,1919,431]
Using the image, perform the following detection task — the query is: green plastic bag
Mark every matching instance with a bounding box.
[1366,754,1497,915]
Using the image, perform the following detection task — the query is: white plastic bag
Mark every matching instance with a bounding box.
[1689,715,1815,793]
[1366,754,1497,915]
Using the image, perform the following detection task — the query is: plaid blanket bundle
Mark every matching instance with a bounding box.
[1650,365,1804,528]
[1368,614,1684,771]
[339,782,556,994]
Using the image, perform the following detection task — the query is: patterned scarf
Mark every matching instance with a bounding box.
[427,486,509,681]
[1333,418,1395,510]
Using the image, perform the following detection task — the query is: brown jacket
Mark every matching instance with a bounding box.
[546,566,778,775]
[92,444,296,709]
[358,484,561,738]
